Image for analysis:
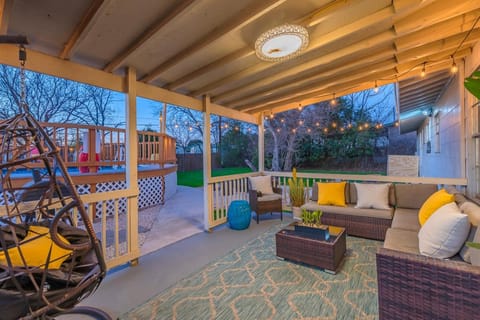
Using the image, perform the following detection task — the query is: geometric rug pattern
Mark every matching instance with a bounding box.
[120,225,382,320]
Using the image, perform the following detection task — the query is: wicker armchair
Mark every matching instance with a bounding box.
[376,247,480,320]
[248,177,283,224]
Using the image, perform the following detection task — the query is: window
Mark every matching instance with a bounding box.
[434,113,440,153]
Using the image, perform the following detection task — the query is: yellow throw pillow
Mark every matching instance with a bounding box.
[418,189,454,226]
[317,181,347,207]
[0,226,72,269]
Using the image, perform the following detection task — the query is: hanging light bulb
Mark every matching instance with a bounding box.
[331,122,337,128]
[323,127,328,133]
[420,62,426,78]
[298,120,304,125]
[292,128,297,133]
[315,122,320,126]
[330,93,337,106]
[298,103,302,111]
[450,55,458,74]
[307,128,311,133]
[373,80,379,93]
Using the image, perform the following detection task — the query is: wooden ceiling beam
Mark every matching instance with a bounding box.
[0,0,14,34]
[395,31,480,63]
[59,0,105,60]
[394,0,480,35]
[164,0,356,92]
[396,47,471,74]
[165,47,253,90]
[222,50,396,107]
[240,67,396,112]
[141,0,286,83]
[104,0,196,73]
[245,69,396,114]
[213,33,396,104]
[395,9,480,52]
[246,60,454,114]
[192,5,396,97]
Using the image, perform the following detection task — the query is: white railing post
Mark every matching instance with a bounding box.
[203,95,213,231]
[125,66,140,264]
[258,113,265,173]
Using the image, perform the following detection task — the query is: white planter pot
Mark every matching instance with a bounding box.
[292,206,302,221]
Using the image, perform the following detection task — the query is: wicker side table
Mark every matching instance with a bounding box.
[275,225,346,274]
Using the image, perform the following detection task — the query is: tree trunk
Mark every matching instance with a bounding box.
[268,127,280,171]
[283,134,297,171]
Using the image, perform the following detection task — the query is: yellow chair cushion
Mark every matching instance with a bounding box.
[0,226,72,269]
[317,181,347,207]
[418,189,454,226]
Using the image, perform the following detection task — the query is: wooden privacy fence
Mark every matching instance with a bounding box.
[0,122,176,172]
[205,171,468,230]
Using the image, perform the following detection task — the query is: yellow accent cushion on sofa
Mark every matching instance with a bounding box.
[418,189,454,226]
[317,181,347,207]
[0,226,72,269]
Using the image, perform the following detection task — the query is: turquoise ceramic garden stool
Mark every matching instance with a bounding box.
[227,200,251,230]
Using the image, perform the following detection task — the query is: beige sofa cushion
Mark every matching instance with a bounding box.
[354,183,391,209]
[391,208,421,232]
[418,202,470,259]
[395,183,437,209]
[301,201,393,219]
[349,183,395,206]
[384,228,420,254]
[248,176,273,194]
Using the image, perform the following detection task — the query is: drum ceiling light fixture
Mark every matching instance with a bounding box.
[255,24,309,62]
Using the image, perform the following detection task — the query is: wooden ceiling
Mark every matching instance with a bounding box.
[1,0,480,116]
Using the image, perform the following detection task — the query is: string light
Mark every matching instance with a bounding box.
[280,118,285,123]
[420,62,426,77]
[340,127,345,132]
[315,122,320,126]
[450,55,458,74]
[348,123,353,128]
[364,123,369,128]
[394,121,400,127]
[298,103,302,111]
[307,128,311,133]
[373,80,379,93]
[323,128,328,133]
[331,122,337,128]
[276,128,281,132]
[292,128,296,133]
[298,120,304,125]
[330,93,337,106]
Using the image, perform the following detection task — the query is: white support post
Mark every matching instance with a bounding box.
[161,102,167,133]
[258,113,265,173]
[125,66,140,262]
[203,95,212,231]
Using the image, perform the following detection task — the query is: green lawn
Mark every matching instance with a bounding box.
[177,167,384,187]
[177,167,253,187]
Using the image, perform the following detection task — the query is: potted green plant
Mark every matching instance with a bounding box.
[294,208,329,240]
[288,168,305,220]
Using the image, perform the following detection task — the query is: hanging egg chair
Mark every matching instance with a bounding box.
[0,39,109,319]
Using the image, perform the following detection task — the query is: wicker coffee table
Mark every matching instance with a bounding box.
[275,224,346,274]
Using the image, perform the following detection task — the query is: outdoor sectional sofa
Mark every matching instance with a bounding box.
[301,181,480,319]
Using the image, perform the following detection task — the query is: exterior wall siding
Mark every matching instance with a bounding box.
[418,74,462,178]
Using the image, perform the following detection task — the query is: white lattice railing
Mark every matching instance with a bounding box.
[205,171,468,230]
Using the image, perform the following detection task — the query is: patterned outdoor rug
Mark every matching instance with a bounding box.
[120,226,382,320]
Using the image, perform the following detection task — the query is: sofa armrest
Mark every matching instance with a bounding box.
[376,247,480,320]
